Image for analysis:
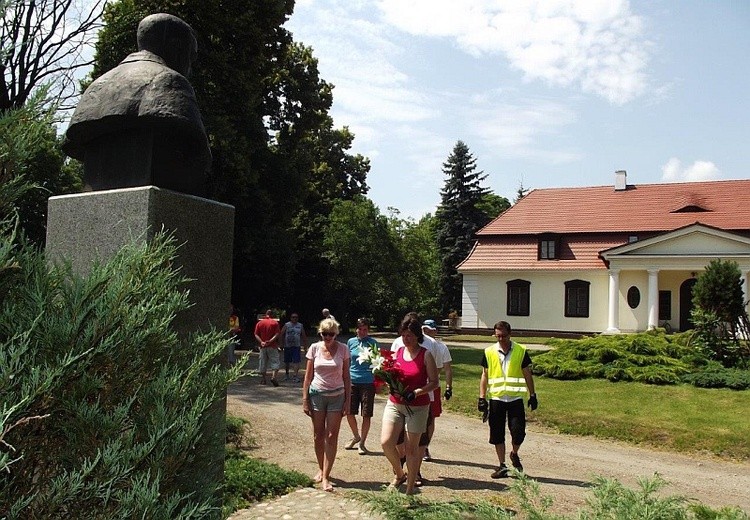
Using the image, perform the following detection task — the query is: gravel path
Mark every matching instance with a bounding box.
[226,356,750,518]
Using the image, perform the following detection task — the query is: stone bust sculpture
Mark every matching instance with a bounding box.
[63,13,211,197]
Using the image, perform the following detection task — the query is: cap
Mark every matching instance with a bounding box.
[422,319,437,331]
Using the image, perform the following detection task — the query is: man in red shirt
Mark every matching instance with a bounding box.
[254,309,281,386]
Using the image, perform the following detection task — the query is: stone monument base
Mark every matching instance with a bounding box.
[46,185,234,335]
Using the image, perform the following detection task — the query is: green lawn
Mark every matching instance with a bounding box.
[444,347,750,460]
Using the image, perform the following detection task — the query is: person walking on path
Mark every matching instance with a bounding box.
[345,318,378,455]
[478,320,538,479]
[280,312,307,383]
[419,319,453,462]
[302,318,351,492]
[381,316,438,495]
[254,309,281,386]
[389,312,438,485]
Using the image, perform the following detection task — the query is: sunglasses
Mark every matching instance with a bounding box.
[321,332,335,337]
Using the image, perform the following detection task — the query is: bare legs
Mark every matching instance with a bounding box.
[494,442,521,466]
[347,414,371,450]
[381,421,421,494]
[311,410,343,491]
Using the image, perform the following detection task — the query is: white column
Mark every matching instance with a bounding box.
[648,269,659,330]
[743,271,749,312]
[605,269,621,334]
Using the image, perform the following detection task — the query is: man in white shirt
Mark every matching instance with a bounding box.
[419,319,453,462]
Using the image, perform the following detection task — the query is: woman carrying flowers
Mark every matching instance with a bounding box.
[302,318,351,492]
[379,316,438,494]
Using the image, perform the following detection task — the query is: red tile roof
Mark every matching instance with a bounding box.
[477,179,750,236]
[458,235,627,271]
[460,178,750,272]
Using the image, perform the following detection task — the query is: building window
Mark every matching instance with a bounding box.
[539,236,559,260]
[659,290,672,320]
[628,235,638,243]
[627,286,641,309]
[565,279,590,317]
[507,279,530,316]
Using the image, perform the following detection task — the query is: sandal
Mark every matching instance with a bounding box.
[388,473,407,489]
[415,472,424,487]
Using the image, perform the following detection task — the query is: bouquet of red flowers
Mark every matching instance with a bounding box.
[356,342,413,414]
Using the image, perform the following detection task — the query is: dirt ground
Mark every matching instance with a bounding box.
[227,368,750,517]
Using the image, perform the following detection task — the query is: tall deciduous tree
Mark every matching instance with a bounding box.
[321,196,397,328]
[388,210,441,320]
[1,0,105,110]
[435,141,490,315]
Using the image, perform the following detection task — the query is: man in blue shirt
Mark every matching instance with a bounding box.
[345,318,378,454]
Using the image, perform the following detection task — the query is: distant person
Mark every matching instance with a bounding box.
[254,309,281,386]
[321,308,336,322]
[381,316,438,495]
[302,318,351,492]
[420,319,453,462]
[478,320,537,478]
[280,312,307,383]
[345,318,378,454]
[228,304,242,366]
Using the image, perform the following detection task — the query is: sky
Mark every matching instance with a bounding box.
[284,0,750,220]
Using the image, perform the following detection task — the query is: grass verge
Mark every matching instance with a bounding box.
[352,473,749,520]
[444,347,750,460]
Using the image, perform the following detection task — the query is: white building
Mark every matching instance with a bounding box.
[457,172,750,334]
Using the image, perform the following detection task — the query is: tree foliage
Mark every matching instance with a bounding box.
[435,141,491,315]
[0,222,239,517]
[388,210,441,321]
[477,192,510,223]
[320,196,398,328]
[690,259,750,368]
[1,0,105,111]
[0,89,82,245]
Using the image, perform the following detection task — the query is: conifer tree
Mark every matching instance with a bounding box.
[435,141,490,315]
[691,259,750,366]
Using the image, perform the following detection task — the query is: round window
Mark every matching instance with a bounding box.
[627,286,640,309]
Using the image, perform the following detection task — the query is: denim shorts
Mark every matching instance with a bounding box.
[308,390,345,413]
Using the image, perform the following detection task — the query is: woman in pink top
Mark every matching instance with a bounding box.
[380,316,438,495]
[302,318,351,492]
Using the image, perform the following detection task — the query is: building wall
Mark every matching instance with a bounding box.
[464,270,610,333]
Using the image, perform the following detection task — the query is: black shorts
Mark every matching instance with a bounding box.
[488,399,526,446]
[349,383,376,417]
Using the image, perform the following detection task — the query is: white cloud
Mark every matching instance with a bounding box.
[376,0,651,104]
[661,158,722,182]
[467,96,581,163]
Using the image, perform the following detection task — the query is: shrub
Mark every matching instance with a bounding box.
[226,415,249,449]
[222,449,312,513]
[0,233,239,518]
[682,369,750,390]
[534,332,694,384]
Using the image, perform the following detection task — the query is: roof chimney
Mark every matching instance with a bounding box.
[614,170,627,191]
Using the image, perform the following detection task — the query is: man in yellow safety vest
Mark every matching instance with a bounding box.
[478,321,537,478]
